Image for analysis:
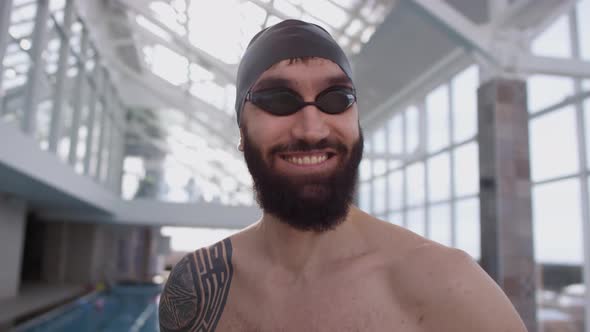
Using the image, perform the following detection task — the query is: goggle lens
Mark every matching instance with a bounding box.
[247,87,356,116]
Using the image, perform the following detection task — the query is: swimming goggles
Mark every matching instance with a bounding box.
[245,86,357,116]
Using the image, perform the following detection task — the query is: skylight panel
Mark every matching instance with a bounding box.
[265,15,282,27]
[332,0,361,10]
[188,0,243,64]
[9,21,34,39]
[3,51,28,67]
[13,0,36,6]
[49,0,66,11]
[170,0,187,13]
[136,15,172,42]
[360,25,376,43]
[189,63,215,82]
[338,35,350,48]
[3,73,26,91]
[273,0,302,19]
[345,18,363,37]
[190,80,226,110]
[147,44,189,86]
[11,3,37,24]
[46,37,60,52]
[351,42,361,54]
[195,111,209,123]
[240,1,267,24]
[300,14,334,36]
[224,84,236,115]
[360,2,387,25]
[300,0,349,29]
[238,2,267,48]
[149,1,185,36]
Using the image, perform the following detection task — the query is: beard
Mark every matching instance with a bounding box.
[242,128,364,232]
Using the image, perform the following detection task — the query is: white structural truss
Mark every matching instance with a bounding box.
[408,0,590,78]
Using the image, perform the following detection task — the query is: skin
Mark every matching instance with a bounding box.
[159,58,528,332]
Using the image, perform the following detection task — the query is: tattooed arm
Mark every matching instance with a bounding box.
[159,238,234,332]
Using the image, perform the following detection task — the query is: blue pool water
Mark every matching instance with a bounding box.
[16,285,161,332]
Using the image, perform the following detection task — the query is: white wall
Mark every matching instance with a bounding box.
[0,196,26,299]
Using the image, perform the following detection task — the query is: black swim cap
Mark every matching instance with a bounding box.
[235,19,354,125]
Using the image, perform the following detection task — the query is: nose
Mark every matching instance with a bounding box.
[290,105,330,144]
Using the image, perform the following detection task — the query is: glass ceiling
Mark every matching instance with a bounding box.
[119,0,395,204]
[130,0,394,112]
[1,0,394,205]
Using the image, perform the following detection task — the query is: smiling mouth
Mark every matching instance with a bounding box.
[280,152,335,166]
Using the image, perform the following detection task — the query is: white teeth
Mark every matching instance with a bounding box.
[286,154,328,165]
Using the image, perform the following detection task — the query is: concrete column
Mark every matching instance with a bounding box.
[145,227,164,280]
[0,195,26,299]
[113,226,160,283]
[43,222,68,284]
[477,78,537,331]
[63,223,101,284]
[43,222,111,285]
[98,225,119,282]
[114,226,138,281]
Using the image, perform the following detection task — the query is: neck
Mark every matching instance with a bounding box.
[254,205,365,275]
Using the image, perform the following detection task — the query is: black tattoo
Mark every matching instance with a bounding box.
[159,238,233,332]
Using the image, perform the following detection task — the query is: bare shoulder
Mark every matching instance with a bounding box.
[356,212,527,331]
[158,238,234,332]
[395,240,527,331]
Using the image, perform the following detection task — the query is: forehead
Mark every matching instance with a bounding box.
[252,58,351,90]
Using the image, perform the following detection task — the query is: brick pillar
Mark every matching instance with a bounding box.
[477,78,537,331]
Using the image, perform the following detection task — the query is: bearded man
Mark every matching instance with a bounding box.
[158,19,527,332]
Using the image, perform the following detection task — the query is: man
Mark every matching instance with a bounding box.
[159,19,527,332]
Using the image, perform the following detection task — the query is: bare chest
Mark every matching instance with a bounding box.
[217,274,424,332]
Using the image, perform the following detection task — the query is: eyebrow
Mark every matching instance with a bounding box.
[251,77,293,92]
[324,75,354,88]
[251,74,353,92]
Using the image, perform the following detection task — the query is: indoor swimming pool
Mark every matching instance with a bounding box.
[14,285,161,332]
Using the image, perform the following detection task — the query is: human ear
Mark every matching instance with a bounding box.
[237,130,244,152]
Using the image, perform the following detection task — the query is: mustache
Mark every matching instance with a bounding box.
[269,138,348,155]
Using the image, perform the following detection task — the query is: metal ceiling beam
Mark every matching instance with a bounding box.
[522,0,579,41]
[248,0,289,21]
[40,199,260,228]
[406,0,590,79]
[119,0,237,83]
[489,0,534,28]
[494,0,578,39]
[517,54,590,78]
[407,0,494,62]
[130,17,234,87]
[361,49,471,133]
[107,55,239,150]
[250,0,351,43]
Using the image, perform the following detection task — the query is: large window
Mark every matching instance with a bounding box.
[528,9,588,331]
[358,65,480,259]
[0,0,128,193]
